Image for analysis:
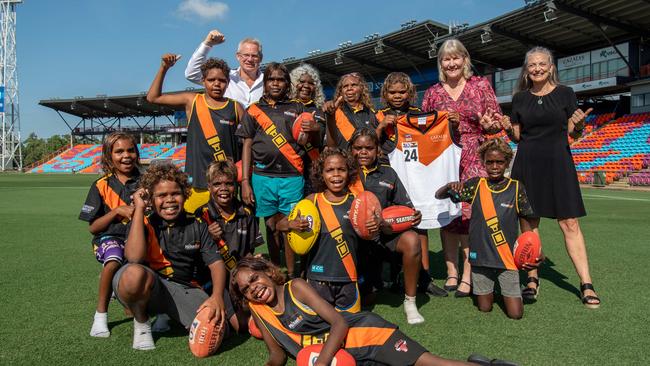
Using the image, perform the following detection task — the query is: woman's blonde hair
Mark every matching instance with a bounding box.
[437,39,474,83]
[514,46,560,93]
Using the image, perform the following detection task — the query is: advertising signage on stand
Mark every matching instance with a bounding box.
[0,86,5,113]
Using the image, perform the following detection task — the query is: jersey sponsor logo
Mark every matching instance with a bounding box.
[236,228,249,235]
[286,314,304,329]
[184,242,200,250]
[284,111,297,118]
[219,119,234,125]
[311,264,324,273]
[81,204,94,213]
[428,133,447,143]
[378,180,394,189]
[404,134,412,141]
[500,203,514,209]
[394,339,409,352]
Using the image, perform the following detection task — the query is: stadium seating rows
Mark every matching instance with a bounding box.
[28,112,650,186]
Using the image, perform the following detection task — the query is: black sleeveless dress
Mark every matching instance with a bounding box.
[510,85,586,219]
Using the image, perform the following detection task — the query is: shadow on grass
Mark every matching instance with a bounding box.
[519,257,581,304]
[108,317,133,331]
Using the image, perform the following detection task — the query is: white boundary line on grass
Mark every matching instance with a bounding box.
[583,193,650,202]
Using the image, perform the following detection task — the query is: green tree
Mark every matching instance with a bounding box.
[22,133,71,167]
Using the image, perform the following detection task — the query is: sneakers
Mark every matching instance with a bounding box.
[132,318,155,351]
[151,313,171,333]
[89,311,110,338]
[418,275,448,297]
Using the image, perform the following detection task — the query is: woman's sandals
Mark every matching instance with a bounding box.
[580,283,601,309]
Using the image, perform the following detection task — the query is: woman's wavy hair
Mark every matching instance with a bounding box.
[514,46,560,93]
[289,63,325,107]
[380,72,417,107]
[437,39,474,83]
[229,256,286,309]
[333,72,373,111]
[101,132,140,175]
[310,147,359,193]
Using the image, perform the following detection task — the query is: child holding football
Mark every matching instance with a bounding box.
[349,128,428,324]
[436,138,542,319]
[230,256,513,366]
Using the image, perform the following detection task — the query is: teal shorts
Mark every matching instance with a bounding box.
[251,173,304,217]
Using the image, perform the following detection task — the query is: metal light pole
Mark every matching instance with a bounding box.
[0,0,22,171]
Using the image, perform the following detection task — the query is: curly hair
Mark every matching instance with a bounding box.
[263,62,291,101]
[310,147,359,193]
[229,256,286,309]
[289,63,325,107]
[101,132,140,175]
[333,72,373,111]
[200,58,231,81]
[478,138,514,163]
[380,72,417,107]
[139,163,190,199]
[205,159,237,186]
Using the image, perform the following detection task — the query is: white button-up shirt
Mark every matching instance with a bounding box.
[184,43,264,108]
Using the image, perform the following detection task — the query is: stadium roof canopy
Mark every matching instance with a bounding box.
[40,0,650,119]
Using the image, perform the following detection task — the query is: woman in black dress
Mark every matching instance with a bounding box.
[501,47,600,308]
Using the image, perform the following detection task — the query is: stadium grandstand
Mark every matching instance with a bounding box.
[37,0,650,186]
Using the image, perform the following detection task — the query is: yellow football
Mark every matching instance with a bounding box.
[287,199,321,255]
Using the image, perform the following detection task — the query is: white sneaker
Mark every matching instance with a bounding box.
[90,312,110,338]
[403,299,425,325]
[132,319,155,351]
[152,313,171,333]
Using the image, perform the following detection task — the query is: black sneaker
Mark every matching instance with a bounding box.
[419,276,448,297]
[467,354,519,366]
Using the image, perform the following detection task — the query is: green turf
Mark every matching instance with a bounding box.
[0,174,648,365]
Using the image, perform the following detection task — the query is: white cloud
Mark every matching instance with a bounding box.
[177,0,229,22]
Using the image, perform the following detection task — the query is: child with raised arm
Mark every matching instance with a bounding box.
[79,132,140,338]
[436,138,542,319]
[146,53,244,213]
[230,256,514,366]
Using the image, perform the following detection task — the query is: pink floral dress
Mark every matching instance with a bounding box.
[421,76,501,229]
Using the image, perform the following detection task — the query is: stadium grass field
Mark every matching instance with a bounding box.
[1,173,648,365]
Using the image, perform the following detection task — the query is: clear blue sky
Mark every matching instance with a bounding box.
[15,0,523,138]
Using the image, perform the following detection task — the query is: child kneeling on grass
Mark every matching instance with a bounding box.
[113,163,240,350]
[436,138,543,319]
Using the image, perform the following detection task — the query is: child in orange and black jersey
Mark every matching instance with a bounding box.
[289,64,327,195]
[79,132,141,338]
[146,54,244,213]
[349,128,430,324]
[194,160,264,274]
[436,138,542,319]
[323,72,377,151]
[237,63,321,279]
[230,257,509,366]
[373,72,422,163]
[277,148,375,313]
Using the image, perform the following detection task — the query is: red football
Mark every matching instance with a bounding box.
[513,231,542,269]
[188,308,226,358]
[381,205,417,233]
[296,344,356,366]
[349,191,382,240]
[248,315,263,340]
[293,112,313,144]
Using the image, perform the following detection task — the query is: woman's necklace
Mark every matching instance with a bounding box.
[532,84,551,105]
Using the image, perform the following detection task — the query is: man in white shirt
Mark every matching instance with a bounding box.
[185,30,264,107]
